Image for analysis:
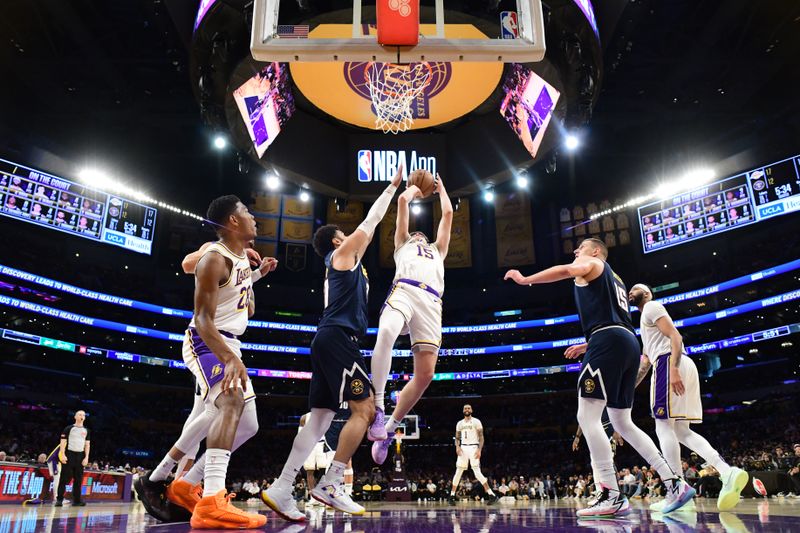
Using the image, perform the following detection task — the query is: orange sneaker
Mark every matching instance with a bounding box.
[190,489,267,529]
[166,478,202,513]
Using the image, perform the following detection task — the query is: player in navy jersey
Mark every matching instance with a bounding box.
[505,238,694,518]
[262,166,404,521]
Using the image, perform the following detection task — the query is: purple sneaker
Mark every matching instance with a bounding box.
[368,407,388,442]
[371,437,393,465]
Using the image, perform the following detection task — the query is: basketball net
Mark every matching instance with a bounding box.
[367,63,431,134]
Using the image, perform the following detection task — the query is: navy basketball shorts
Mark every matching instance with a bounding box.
[310,326,372,411]
[578,325,641,409]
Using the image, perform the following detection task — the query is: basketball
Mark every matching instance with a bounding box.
[407,169,436,198]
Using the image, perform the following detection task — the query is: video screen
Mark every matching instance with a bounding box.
[232,62,296,158]
[499,64,560,159]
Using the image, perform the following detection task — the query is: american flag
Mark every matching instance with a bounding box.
[277,25,309,39]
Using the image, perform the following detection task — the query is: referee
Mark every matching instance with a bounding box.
[55,410,91,506]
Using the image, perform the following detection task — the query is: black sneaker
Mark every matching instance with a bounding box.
[485,493,498,505]
[54,500,63,507]
[134,471,171,522]
[73,501,86,507]
[448,495,456,506]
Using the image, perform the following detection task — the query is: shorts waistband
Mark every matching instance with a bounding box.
[461,443,479,446]
[317,325,359,343]
[188,327,238,340]
[588,324,635,339]
[396,278,441,298]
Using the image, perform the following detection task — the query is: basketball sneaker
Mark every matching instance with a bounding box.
[662,478,696,514]
[261,486,306,522]
[448,494,456,506]
[717,467,748,511]
[485,492,498,505]
[576,487,630,518]
[134,472,171,522]
[651,497,695,512]
[166,478,202,513]
[190,489,266,529]
[368,407,388,442]
[311,477,365,515]
[371,436,393,465]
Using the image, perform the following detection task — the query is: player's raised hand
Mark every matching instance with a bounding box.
[564,343,587,359]
[391,163,405,188]
[259,256,278,276]
[504,269,528,285]
[401,185,422,201]
[434,173,443,195]
[245,247,262,268]
[670,370,685,396]
[222,358,248,394]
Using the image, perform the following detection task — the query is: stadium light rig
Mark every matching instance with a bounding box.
[77,167,205,221]
[516,175,529,189]
[564,134,580,151]
[483,188,495,203]
[411,202,422,215]
[299,189,310,203]
[213,134,227,150]
[266,174,281,191]
[590,167,715,220]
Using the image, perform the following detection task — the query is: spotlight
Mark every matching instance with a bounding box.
[299,190,310,202]
[564,134,580,151]
[483,188,495,203]
[266,174,280,190]
[213,135,227,150]
[78,168,111,188]
[411,203,421,215]
[516,175,529,189]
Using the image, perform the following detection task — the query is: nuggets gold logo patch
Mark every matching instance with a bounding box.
[657,407,665,417]
[584,379,595,394]
[211,364,222,378]
[351,379,364,395]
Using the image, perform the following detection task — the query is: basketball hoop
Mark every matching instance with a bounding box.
[366,62,432,134]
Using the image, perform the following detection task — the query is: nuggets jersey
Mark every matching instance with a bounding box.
[573,262,635,338]
[188,242,252,336]
[319,251,370,335]
[456,417,482,446]
[393,239,445,295]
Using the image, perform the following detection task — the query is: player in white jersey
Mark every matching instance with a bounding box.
[628,284,748,512]
[140,195,265,529]
[447,405,497,504]
[135,242,276,522]
[369,176,453,464]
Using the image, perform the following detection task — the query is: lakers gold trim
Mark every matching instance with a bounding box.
[186,329,211,401]
[216,241,247,260]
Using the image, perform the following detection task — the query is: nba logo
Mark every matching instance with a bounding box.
[357,150,372,182]
[500,11,519,39]
[500,11,518,39]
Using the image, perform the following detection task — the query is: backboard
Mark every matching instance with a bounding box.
[251,0,546,63]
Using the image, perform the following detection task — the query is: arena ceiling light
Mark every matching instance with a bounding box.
[516,175,529,189]
[411,202,422,215]
[564,133,580,151]
[654,168,715,199]
[213,134,227,150]
[483,188,495,203]
[299,189,310,203]
[266,174,281,190]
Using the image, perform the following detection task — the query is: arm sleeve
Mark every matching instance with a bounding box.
[356,184,397,238]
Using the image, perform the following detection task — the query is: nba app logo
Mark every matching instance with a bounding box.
[358,150,372,182]
[500,11,518,39]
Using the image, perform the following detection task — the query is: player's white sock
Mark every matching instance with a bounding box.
[182,454,205,486]
[385,416,401,434]
[274,409,336,491]
[607,407,677,482]
[202,448,230,497]
[577,398,619,490]
[674,420,731,477]
[149,453,178,482]
[371,309,406,412]
[326,460,347,482]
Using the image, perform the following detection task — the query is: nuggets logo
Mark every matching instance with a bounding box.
[584,379,595,394]
[211,364,223,378]
[350,379,365,395]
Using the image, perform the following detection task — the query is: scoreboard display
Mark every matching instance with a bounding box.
[0,158,157,255]
[639,154,800,253]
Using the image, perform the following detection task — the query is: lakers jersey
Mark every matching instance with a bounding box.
[188,242,252,336]
[393,239,445,295]
[456,417,483,446]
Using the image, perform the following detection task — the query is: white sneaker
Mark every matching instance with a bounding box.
[662,479,696,514]
[717,468,748,511]
[311,477,365,515]
[576,488,630,518]
[261,486,306,522]
[652,498,694,512]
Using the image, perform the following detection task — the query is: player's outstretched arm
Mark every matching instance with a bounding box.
[182,241,213,274]
[332,164,403,270]
[395,184,421,249]
[434,175,453,259]
[634,355,652,388]
[193,253,247,392]
[504,256,601,285]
